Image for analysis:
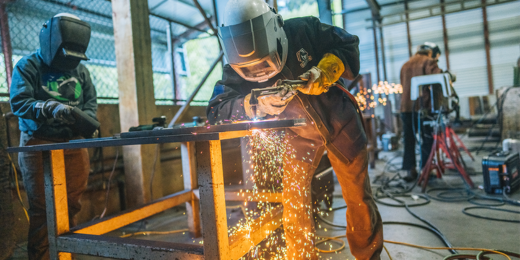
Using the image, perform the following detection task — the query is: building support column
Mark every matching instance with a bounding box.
[112,0,162,207]
[372,19,380,83]
[440,0,450,70]
[481,0,493,94]
[378,22,387,81]
[0,2,13,90]
[341,0,348,29]
[404,0,412,57]
[166,23,178,103]
[317,0,333,25]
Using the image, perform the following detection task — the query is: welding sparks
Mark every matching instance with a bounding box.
[231,128,331,259]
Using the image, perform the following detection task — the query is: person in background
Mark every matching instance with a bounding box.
[9,13,97,260]
[399,42,443,182]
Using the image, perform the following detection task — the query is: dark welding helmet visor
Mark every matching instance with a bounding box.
[218,10,288,82]
[39,13,91,71]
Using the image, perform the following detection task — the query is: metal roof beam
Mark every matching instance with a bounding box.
[149,12,213,35]
[192,0,218,36]
[365,0,381,20]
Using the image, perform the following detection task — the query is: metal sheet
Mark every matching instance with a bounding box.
[121,119,307,139]
[57,233,203,260]
[7,133,220,153]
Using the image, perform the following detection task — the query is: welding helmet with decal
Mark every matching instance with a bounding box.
[218,0,288,82]
[39,13,91,71]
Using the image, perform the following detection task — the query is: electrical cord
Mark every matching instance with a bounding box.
[426,187,520,223]
[318,213,518,259]
[149,144,160,201]
[8,154,29,222]
[384,240,515,260]
[99,149,119,219]
[462,206,520,223]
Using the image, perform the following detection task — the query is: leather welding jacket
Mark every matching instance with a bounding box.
[207,17,366,162]
[10,50,98,140]
[400,53,442,113]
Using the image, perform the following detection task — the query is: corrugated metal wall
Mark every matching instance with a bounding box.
[487,1,520,90]
[446,8,489,97]
[341,0,519,98]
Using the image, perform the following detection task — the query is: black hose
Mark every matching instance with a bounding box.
[462,206,520,223]
[316,213,457,255]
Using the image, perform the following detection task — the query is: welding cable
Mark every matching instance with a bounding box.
[99,149,119,219]
[426,187,474,202]
[461,206,520,223]
[427,187,520,222]
[383,240,514,260]
[120,228,189,238]
[372,190,457,254]
[316,211,456,254]
[476,249,520,260]
[8,154,29,222]
[315,235,346,253]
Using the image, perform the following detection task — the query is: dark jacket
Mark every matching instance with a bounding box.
[400,53,442,113]
[207,17,367,162]
[10,50,98,139]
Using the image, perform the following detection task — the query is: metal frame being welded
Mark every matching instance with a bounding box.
[7,119,304,260]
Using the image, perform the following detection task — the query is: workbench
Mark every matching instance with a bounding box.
[7,119,305,260]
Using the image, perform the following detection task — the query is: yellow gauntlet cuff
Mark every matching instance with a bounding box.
[317,53,345,86]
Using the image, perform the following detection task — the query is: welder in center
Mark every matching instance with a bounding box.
[207,1,383,259]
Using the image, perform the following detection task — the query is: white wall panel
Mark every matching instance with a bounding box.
[445,8,488,97]
[487,1,520,89]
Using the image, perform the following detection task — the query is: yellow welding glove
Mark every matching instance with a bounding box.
[298,53,345,95]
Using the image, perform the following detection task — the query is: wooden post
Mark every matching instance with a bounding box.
[43,150,72,260]
[181,142,201,237]
[112,0,162,207]
[196,140,230,259]
[481,0,494,94]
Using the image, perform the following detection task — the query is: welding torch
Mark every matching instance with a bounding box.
[249,79,306,119]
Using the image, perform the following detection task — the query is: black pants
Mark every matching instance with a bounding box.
[401,112,434,170]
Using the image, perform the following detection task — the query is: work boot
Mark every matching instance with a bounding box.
[403,168,418,182]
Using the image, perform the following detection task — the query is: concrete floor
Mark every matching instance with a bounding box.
[8,135,520,259]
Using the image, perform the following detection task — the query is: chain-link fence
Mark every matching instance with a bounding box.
[0,0,188,105]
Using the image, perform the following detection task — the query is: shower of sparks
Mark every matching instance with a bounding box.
[228,128,332,259]
[229,129,290,259]
[355,81,403,111]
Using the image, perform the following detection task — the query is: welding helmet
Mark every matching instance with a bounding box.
[39,13,91,71]
[218,0,288,82]
[418,42,441,59]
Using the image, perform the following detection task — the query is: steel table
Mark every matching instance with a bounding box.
[7,119,305,260]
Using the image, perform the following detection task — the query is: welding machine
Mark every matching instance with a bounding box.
[482,152,520,194]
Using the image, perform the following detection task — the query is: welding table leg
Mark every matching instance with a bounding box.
[196,140,230,259]
[181,142,201,237]
[42,150,72,260]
